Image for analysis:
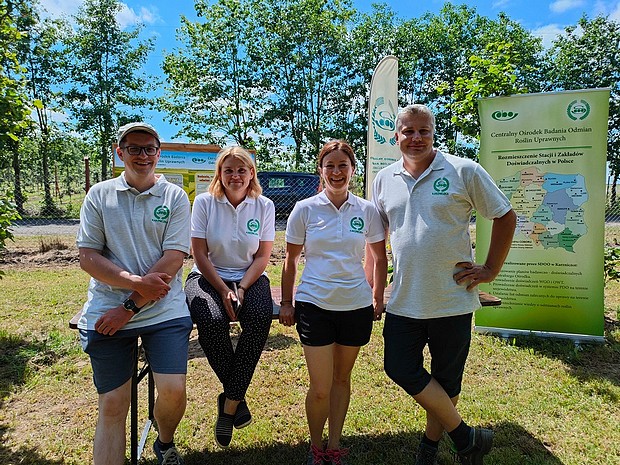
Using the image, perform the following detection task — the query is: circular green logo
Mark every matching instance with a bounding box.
[247,218,260,233]
[350,217,364,231]
[567,99,590,121]
[434,178,449,193]
[153,205,170,221]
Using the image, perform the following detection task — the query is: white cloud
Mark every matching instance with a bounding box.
[550,0,585,13]
[117,4,159,29]
[39,0,83,18]
[531,24,567,48]
[595,0,620,21]
[612,2,620,21]
[39,0,159,29]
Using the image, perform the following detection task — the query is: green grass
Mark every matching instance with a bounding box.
[0,233,619,464]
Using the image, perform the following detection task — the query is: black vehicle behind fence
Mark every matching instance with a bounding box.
[258,171,321,216]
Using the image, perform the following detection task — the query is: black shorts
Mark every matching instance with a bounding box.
[295,301,374,347]
[383,312,473,398]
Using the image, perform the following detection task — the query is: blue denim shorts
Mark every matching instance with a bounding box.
[80,316,193,394]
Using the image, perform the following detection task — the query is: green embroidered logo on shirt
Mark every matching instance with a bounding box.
[432,177,450,196]
[246,218,260,235]
[350,216,364,233]
[152,205,170,223]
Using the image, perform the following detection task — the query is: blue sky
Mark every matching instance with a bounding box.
[40,0,620,142]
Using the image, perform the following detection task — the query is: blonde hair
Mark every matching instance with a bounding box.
[209,146,262,198]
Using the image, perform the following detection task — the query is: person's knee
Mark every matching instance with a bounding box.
[308,383,331,401]
[384,359,430,396]
[155,375,186,404]
[98,389,131,419]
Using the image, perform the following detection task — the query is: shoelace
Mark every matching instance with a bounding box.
[326,447,350,465]
[310,445,328,465]
[161,447,184,465]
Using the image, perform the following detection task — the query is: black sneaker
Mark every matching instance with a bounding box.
[455,428,493,465]
[234,399,252,429]
[214,393,234,448]
[415,442,438,465]
[153,440,185,465]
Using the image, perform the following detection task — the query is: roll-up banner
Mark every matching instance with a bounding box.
[476,89,610,342]
[365,55,401,199]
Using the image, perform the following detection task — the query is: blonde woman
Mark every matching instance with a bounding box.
[184,147,275,448]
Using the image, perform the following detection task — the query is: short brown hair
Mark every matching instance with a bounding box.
[209,146,262,198]
[317,140,356,168]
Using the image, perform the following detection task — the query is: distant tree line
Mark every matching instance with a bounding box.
[0,0,618,218]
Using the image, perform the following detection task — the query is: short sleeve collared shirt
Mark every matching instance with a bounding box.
[190,192,275,281]
[77,173,191,330]
[286,191,385,310]
[372,151,512,319]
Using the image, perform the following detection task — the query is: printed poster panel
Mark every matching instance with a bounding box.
[476,89,610,340]
[113,142,222,203]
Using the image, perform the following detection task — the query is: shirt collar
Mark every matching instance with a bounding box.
[317,190,355,207]
[115,173,166,196]
[393,150,446,178]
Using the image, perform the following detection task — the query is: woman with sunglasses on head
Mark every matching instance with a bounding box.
[280,140,388,465]
[184,146,275,449]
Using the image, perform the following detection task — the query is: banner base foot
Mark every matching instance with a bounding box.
[474,326,605,344]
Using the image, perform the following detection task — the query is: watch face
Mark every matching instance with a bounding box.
[124,299,138,313]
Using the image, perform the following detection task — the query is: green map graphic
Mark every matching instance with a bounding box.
[498,167,587,252]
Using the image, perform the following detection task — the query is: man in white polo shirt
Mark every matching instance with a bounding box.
[77,122,191,465]
[368,104,516,465]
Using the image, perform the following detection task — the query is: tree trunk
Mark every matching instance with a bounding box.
[11,141,24,216]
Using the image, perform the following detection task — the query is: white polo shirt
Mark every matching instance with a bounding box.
[372,151,513,319]
[190,192,275,281]
[77,173,191,330]
[286,191,385,311]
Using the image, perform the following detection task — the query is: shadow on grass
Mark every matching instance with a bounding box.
[141,423,564,465]
[0,426,64,465]
[495,329,620,392]
[0,332,63,406]
[188,333,298,361]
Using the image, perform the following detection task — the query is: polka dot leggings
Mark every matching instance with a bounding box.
[185,272,273,401]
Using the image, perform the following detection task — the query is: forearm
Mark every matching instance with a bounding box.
[364,243,375,285]
[281,257,299,302]
[79,248,143,290]
[484,209,517,276]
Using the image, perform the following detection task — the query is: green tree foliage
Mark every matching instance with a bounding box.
[447,42,534,142]
[0,0,34,215]
[63,0,154,179]
[162,0,262,147]
[397,4,543,157]
[24,15,69,215]
[546,15,620,202]
[252,0,354,169]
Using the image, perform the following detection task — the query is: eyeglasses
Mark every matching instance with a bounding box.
[121,146,160,156]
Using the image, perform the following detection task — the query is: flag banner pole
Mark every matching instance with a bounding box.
[365,55,400,199]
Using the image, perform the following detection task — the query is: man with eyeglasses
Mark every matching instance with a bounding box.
[77,122,191,465]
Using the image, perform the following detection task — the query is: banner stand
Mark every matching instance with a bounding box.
[475,326,605,344]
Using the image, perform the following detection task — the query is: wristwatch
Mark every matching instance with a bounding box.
[123,298,142,314]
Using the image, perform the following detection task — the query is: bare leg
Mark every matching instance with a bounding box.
[413,378,462,433]
[303,344,334,447]
[424,394,459,441]
[152,373,187,443]
[93,379,131,465]
[326,344,361,450]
